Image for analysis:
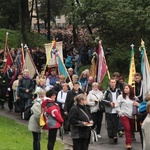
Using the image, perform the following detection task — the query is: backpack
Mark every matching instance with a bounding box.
[39,102,55,129]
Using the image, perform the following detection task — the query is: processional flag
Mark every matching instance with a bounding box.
[24,47,37,78]
[57,54,69,78]
[90,52,98,80]
[140,40,150,99]
[128,44,136,87]
[97,41,109,83]
[3,50,13,73]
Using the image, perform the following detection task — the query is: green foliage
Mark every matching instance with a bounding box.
[0,28,48,49]
[0,0,19,29]
[0,28,20,48]
[63,0,150,74]
[0,115,63,150]
[38,0,67,22]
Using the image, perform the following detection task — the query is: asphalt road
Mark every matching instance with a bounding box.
[0,104,142,150]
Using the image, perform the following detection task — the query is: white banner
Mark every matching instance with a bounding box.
[45,41,63,66]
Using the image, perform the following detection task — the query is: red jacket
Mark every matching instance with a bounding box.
[42,98,64,130]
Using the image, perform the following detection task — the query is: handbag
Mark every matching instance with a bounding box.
[90,129,98,144]
[39,112,46,127]
[39,109,46,127]
[91,93,105,112]
[99,101,105,112]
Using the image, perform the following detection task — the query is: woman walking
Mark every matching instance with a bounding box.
[116,85,139,150]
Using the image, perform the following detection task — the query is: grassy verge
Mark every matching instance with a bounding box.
[0,115,63,150]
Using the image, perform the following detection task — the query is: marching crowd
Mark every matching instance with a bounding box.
[0,45,150,150]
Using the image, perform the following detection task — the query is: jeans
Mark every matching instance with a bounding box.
[120,116,134,145]
[32,132,41,150]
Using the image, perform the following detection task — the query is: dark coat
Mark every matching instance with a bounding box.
[18,77,34,100]
[64,88,84,113]
[68,104,91,139]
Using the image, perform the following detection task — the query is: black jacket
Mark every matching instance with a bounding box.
[68,104,91,139]
[64,88,84,113]
[18,77,34,100]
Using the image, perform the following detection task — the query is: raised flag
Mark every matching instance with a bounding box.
[90,52,97,80]
[3,50,13,73]
[57,55,68,78]
[140,40,150,99]
[24,50,37,78]
[128,44,136,87]
[97,41,109,83]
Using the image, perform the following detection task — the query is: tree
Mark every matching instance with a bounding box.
[63,0,150,74]
[0,0,19,29]
[19,0,30,44]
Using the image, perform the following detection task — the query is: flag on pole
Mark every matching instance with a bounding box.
[24,50,37,78]
[128,44,136,87]
[90,52,97,80]
[97,41,108,83]
[140,40,150,99]
[57,54,68,78]
[3,50,13,73]
[46,40,55,66]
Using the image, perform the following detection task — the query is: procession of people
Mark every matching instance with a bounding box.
[0,39,149,150]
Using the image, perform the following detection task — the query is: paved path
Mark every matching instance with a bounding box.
[0,104,142,150]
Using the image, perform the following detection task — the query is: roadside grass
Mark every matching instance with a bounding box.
[0,115,63,150]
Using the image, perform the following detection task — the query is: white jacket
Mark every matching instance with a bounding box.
[87,90,103,113]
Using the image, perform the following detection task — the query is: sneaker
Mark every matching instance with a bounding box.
[113,137,118,144]
[126,145,132,150]
[97,134,102,139]
[22,112,24,119]
[118,130,124,137]
[109,138,113,144]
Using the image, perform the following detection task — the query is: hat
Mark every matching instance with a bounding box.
[46,90,57,98]
[50,67,56,72]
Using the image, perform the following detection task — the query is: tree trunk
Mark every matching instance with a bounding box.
[29,0,35,28]
[35,0,40,33]
[47,0,51,41]
[19,0,30,44]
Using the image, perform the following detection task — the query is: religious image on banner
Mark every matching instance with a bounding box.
[45,41,63,67]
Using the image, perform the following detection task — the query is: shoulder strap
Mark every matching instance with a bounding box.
[91,93,98,100]
[79,108,90,121]
[61,91,63,99]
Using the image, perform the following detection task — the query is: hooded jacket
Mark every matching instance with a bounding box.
[42,98,64,130]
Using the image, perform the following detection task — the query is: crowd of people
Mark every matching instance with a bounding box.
[0,43,150,150]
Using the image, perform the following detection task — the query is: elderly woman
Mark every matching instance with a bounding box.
[69,94,93,150]
[18,69,35,119]
[87,82,104,139]
[68,74,81,90]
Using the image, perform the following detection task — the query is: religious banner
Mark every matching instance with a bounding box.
[45,41,63,67]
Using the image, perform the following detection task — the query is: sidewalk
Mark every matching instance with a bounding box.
[0,103,142,150]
